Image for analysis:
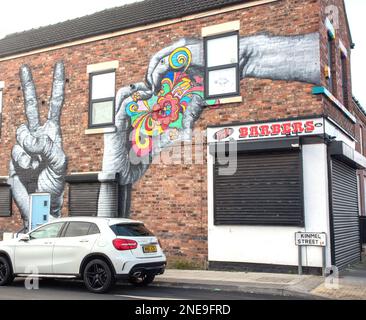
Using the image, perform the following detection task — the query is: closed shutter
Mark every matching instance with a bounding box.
[69,183,100,217]
[0,185,11,217]
[214,150,303,226]
[69,182,118,217]
[331,159,361,269]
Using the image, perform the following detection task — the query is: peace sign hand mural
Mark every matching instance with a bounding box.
[8,62,67,229]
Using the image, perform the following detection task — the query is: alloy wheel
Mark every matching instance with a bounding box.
[0,261,7,281]
[85,263,108,290]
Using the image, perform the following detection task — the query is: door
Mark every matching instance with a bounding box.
[52,222,100,274]
[331,158,361,269]
[30,194,51,231]
[14,222,65,274]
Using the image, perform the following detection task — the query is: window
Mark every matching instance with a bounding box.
[360,125,364,155]
[341,55,349,108]
[0,185,11,217]
[326,35,334,93]
[63,222,96,237]
[204,32,239,99]
[88,223,100,235]
[30,223,64,240]
[110,224,154,237]
[89,70,115,128]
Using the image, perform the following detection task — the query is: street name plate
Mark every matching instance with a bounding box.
[295,232,327,247]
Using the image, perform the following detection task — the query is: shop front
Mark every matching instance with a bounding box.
[207,117,366,273]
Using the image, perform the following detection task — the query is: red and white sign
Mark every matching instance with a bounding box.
[208,118,324,143]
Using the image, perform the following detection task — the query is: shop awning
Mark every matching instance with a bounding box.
[329,141,366,169]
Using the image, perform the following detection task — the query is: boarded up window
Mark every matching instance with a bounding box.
[214,151,303,226]
[68,182,118,217]
[0,185,12,217]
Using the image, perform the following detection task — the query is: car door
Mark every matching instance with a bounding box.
[14,222,65,274]
[52,222,100,275]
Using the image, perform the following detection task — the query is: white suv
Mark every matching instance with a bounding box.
[0,217,166,293]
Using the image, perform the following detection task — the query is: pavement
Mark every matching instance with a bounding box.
[152,269,324,299]
[152,256,366,300]
[311,258,366,300]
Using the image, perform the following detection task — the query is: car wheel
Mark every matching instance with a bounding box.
[128,273,155,287]
[83,259,114,294]
[0,256,14,286]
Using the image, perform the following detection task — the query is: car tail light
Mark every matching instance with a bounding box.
[113,239,138,251]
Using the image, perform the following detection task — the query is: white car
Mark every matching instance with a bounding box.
[0,217,166,293]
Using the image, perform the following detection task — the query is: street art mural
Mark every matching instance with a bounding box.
[8,32,321,225]
[99,32,321,217]
[8,62,67,228]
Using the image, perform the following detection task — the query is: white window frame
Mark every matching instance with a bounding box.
[88,70,116,128]
[204,31,240,99]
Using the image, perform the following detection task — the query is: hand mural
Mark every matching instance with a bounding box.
[4,32,321,223]
[99,40,210,217]
[8,62,67,228]
[99,33,320,218]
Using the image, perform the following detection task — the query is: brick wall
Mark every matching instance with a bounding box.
[0,0,354,265]
[320,0,355,136]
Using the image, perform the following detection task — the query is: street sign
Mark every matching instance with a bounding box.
[295,232,327,247]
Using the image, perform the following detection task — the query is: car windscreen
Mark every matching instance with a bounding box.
[110,223,154,237]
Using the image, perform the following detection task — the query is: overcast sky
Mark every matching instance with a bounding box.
[0,0,364,106]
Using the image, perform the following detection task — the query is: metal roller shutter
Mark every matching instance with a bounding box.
[214,150,303,226]
[331,159,361,269]
[0,185,11,217]
[69,182,118,217]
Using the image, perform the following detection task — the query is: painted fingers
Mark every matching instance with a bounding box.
[19,65,39,132]
[48,61,65,123]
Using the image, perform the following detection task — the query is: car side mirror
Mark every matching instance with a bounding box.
[19,234,30,242]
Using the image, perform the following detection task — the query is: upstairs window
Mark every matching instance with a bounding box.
[360,125,364,155]
[326,35,335,93]
[89,70,115,128]
[325,18,336,94]
[340,49,349,108]
[204,32,239,99]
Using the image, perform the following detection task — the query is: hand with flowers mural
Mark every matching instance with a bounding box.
[100,39,213,217]
[99,33,321,217]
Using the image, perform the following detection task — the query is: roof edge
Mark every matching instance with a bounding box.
[0,0,279,61]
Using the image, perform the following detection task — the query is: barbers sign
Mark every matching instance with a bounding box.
[207,118,324,143]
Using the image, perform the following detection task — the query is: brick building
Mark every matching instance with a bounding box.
[0,0,364,273]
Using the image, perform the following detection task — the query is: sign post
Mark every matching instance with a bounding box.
[295,232,327,277]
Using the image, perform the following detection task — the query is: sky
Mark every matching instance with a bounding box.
[0,0,364,106]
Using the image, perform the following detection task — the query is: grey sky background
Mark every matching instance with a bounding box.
[0,0,364,106]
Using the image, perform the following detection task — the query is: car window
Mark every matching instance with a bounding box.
[30,223,64,240]
[110,224,154,237]
[64,222,93,238]
[88,223,100,235]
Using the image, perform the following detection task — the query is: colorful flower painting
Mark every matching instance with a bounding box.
[126,47,209,157]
